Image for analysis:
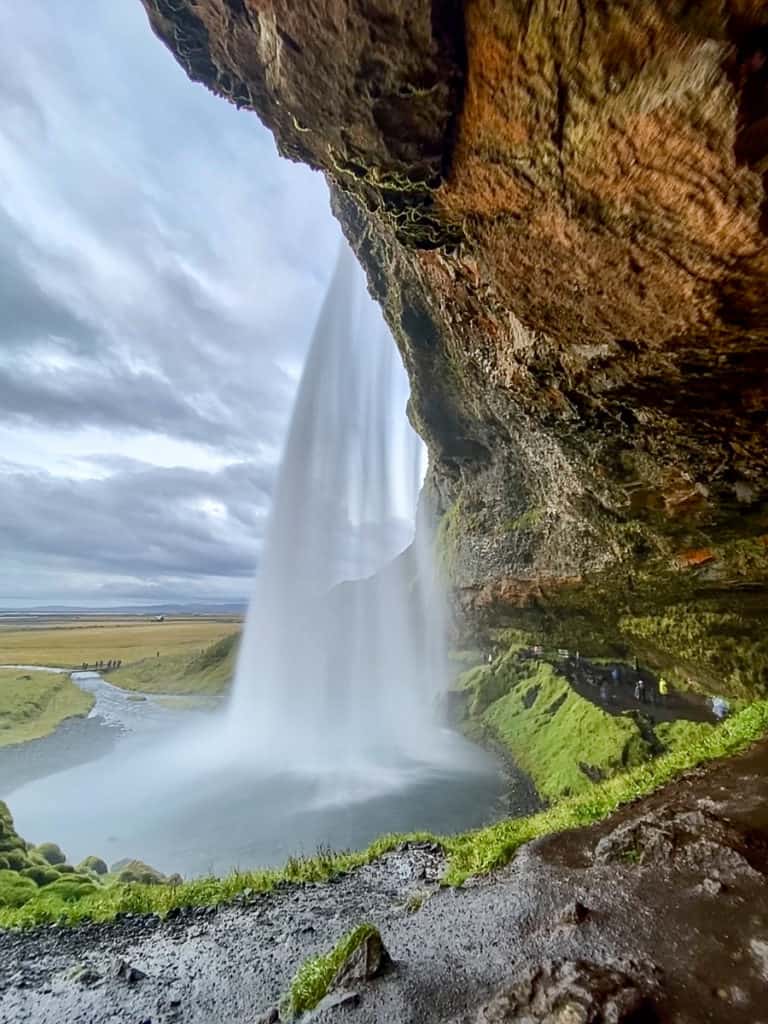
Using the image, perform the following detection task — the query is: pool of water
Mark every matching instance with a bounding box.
[4,672,513,877]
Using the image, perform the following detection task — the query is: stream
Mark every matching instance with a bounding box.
[1,668,521,879]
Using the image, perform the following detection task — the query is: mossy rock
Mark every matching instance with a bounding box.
[113,859,167,885]
[77,856,108,876]
[285,923,387,1018]
[21,864,62,887]
[0,869,38,908]
[0,802,14,838]
[3,848,30,872]
[35,842,67,866]
[39,875,98,903]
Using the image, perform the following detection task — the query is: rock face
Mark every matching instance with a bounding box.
[454,959,661,1024]
[139,1,768,690]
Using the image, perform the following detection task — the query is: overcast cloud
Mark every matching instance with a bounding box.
[0,0,340,607]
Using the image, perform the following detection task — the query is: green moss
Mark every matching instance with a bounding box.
[285,923,379,1019]
[435,497,464,574]
[459,655,651,801]
[114,859,166,885]
[0,870,37,908]
[77,856,108,876]
[21,865,62,887]
[35,842,67,866]
[37,876,98,903]
[2,849,28,871]
[655,718,715,751]
[504,507,543,532]
[620,603,768,699]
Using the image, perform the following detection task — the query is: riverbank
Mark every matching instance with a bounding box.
[0,669,94,749]
[3,735,767,1023]
[106,634,238,695]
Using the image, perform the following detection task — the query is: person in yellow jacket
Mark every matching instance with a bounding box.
[658,676,669,704]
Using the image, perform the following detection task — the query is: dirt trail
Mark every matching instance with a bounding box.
[549,655,717,725]
[2,741,767,1023]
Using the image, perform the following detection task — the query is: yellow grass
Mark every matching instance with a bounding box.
[0,669,95,748]
[0,618,241,669]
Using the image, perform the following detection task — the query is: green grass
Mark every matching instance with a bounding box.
[442,698,768,884]
[108,633,239,695]
[0,669,94,747]
[460,657,651,800]
[619,603,768,699]
[285,923,379,1018]
[1,699,767,928]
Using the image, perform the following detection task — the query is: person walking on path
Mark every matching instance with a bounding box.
[658,676,669,705]
[634,678,646,704]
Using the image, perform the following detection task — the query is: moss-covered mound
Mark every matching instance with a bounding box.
[0,802,102,911]
[0,801,178,925]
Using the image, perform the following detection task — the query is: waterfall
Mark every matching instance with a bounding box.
[228,243,446,773]
[6,243,505,877]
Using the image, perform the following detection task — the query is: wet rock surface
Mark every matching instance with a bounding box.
[452,959,661,1023]
[2,743,768,1023]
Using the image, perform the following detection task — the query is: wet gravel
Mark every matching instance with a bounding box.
[2,741,768,1023]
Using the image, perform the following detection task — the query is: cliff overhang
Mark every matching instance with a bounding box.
[140,0,768,696]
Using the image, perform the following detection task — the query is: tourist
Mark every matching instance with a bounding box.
[634,678,646,703]
[712,696,730,720]
[658,676,669,704]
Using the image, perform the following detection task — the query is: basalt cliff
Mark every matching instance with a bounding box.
[141,0,768,697]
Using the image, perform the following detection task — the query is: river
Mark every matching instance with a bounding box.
[1,668,527,878]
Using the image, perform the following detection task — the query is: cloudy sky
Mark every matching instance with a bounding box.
[0,0,342,608]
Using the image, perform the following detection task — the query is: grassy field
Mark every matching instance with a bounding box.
[108,634,239,695]
[0,618,240,670]
[0,669,95,748]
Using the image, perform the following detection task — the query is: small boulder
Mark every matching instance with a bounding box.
[112,859,167,885]
[331,928,391,991]
[558,900,590,925]
[69,964,102,987]
[311,990,361,1017]
[112,959,146,985]
[35,842,67,866]
[78,856,108,876]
